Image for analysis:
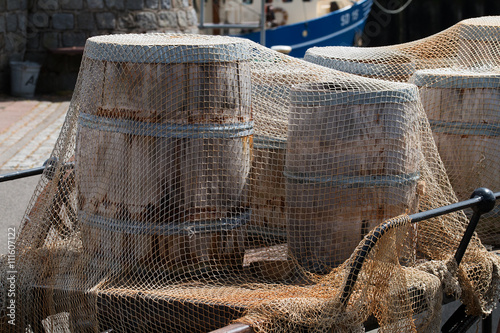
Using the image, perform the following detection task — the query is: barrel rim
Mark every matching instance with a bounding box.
[289,80,420,106]
[79,210,251,235]
[305,57,416,77]
[409,67,500,88]
[84,33,250,63]
[78,113,255,139]
[429,119,500,136]
[283,171,420,188]
[305,47,415,77]
[253,135,287,149]
[305,46,411,63]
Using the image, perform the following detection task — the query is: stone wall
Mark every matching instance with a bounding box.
[26,0,198,54]
[0,0,29,92]
[0,0,199,94]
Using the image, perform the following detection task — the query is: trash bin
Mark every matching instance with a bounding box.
[10,61,41,98]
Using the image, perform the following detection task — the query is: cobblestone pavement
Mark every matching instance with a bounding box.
[0,96,70,171]
[0,96,70,254]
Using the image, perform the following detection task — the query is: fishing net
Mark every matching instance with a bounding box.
[305,16,500,247]
[1,16,500,333]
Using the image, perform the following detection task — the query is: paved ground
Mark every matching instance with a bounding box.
[0,98,69,171]
[0,95,70,254]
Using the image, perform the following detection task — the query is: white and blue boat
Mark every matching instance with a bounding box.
[198,0,373,57]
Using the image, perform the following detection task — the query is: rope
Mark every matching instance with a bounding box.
[372,0,413,14]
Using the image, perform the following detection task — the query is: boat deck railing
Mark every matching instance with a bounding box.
[197,0,267,45]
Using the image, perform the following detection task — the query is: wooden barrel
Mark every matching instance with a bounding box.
[410,68,500,245]
[76,34,252,272]
[457,16,500,67]
[247,67,322,246]
[286,80,421,273]
[304,46,416,82]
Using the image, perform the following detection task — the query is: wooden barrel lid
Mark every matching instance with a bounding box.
[410,68,500,88]
[289,79,419,106]
[84,34,250,63]
[304,46,415,78]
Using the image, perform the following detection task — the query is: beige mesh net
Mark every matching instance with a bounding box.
[305,15,500,247]
[1,16,500,333]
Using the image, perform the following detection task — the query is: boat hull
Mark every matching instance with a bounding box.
[237,0,373,58]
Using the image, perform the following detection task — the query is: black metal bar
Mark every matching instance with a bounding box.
[441,304,479,333]
[340,188,499,309]
[0,165,46,182]
[440,303,495,333]
[454,211,481,266]
[409,196,482,223]
[482,315,492,333]
[0,159,74,183]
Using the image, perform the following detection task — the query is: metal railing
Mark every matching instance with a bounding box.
[0,158,74,183]
[198,0,266,45]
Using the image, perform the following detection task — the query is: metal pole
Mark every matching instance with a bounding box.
[260,0,266,46]
[482,315,492,333]
[0,166,45,182]
[0,159,74,183]
[454,211,481,266]
[199,0,205,28]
